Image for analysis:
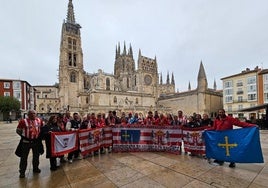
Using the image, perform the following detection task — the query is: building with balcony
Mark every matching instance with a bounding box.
[221,66,268,120]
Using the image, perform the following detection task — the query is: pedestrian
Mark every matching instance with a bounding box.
[129,112,140,124]
[80,113,91,129]
[143,111,155,125]
[56,113,68,163]
[177,110,187,126]
[66,112,82,163]
[185,116,198,128]
[207,109,256,168]
[40,115,62,171]
[201,113,213,127]
[16,110,43,178]
[166,113,175,125]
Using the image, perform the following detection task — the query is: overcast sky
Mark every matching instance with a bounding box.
[1,0,268,91]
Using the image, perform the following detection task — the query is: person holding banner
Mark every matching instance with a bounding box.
[129,113,140,124]
[119,112,128,125]
[201,113,213,127]
[207,109,255,168]
[158,113,169,126]
[63,110,72,126]
[144,111,155,125]
[80,113,91,129]
[166,113,175,125]
[105,111,116,126]
[66,112,82,163]
[177,110,187,126]
[41,115,62,171]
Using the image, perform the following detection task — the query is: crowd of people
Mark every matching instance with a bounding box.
[44,110,215,128]
[15,108,256,178]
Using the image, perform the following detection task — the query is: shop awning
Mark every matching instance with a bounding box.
[239,103,268,112]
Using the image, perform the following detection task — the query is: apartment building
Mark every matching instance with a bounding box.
[221,66,268,120]
[0,79,35,120]
[258,69,268,104]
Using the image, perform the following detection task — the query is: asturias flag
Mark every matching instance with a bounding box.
[120,129,140,143]
[204,126,263,163]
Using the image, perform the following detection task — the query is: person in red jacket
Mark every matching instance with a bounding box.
[208,109,255,168]
[144,111,155,126]
[158,113,169,126]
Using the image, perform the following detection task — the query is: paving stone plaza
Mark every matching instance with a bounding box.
[0,122,268,188]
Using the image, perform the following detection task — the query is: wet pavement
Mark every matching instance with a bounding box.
[0,122,268,188]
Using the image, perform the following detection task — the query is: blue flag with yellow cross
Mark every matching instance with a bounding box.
[120,129,141,143]
[204,126,263,163]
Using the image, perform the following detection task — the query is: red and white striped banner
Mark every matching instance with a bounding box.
[79,127,113,156]
[50,126,208,157]
[112,125,182,154]
[182,127,207,154]
[102,127,113,147]
[50,131,78,157]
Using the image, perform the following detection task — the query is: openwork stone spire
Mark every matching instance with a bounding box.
[67,0,76,23]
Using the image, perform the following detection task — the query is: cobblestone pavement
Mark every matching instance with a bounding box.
[0,122,268,187]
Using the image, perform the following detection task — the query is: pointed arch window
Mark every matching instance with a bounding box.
[73,54,77,67]
[134,75,137,86]
[68,53,72,66]
[73,39,76,51]
[86,97,89,104]
[84,79,86,88]
[68,38,72,49]
[127,78,130,88]
[70,72,76,83]
[106,78,110,90]
[113,96,117,103]
[136,98,138,104]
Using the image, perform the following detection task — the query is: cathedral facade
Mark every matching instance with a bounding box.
[34,0,222,117]
[58,0,175,115]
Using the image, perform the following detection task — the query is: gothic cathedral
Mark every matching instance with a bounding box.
[58,0,175,115]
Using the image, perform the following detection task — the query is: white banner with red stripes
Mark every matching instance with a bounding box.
[79,127,113,156]
[182,127,207,154]
[50,131,78,157]
[112,125,182,154]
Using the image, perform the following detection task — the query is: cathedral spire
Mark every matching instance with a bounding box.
[138,49,142,58]
[129,43,133,57]
[188,81,191,91]
[197,60,208,91]
[198,61,206,79]
[171,72,175,85]
[115,45,119,59]
[213,79,217,90]
[117,42,121,55]
[123,41,127,55]
[67,0,76,24]
[166,71,170,84]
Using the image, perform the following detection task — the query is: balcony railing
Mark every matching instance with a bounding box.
[232,99,248,103]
